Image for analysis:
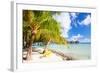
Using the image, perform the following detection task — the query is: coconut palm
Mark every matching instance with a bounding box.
[23,10,67,60]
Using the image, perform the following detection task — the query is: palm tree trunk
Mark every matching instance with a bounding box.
[26,32,33,60]
[26,29,37,61]
[26,46,32,60]
[44,39,51,50]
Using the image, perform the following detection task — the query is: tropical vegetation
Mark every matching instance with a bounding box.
[23,10,67,60]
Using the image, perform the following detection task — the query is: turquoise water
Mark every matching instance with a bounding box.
[48,44,91,60]
[33,43,91,60]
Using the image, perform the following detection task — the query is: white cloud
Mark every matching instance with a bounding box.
[80,38,91,43]
[78,15,91,26]
[70,13,77,20]
[69,34,83,41]
[53,13,71,38]
[70,13,79,27]
[69,34,90,43]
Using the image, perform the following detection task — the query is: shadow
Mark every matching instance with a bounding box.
[10,1,16,72]
[7,68,13,72]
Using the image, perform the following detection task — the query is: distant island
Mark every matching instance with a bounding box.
[67,40,90,44]
[67,40,79,44]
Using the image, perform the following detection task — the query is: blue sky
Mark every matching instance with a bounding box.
[53,12,91,43]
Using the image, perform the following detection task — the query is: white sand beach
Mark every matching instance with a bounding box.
[23,51,63,63]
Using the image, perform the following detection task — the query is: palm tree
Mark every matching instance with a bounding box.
[23,10,67,60]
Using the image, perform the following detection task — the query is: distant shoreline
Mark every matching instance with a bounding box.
[68,43,91,44]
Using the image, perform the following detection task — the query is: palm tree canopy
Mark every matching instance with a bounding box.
[23,10,67,48]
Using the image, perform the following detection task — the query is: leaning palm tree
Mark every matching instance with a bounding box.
[23,10,67,60]
[23,10,41,60]
[23,22,40,60]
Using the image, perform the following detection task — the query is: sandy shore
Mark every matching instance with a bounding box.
[22,48,77,63]
[23,51,63,63]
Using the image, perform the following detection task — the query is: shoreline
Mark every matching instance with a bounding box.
[49,49,77,60]
[22,48,77,63]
